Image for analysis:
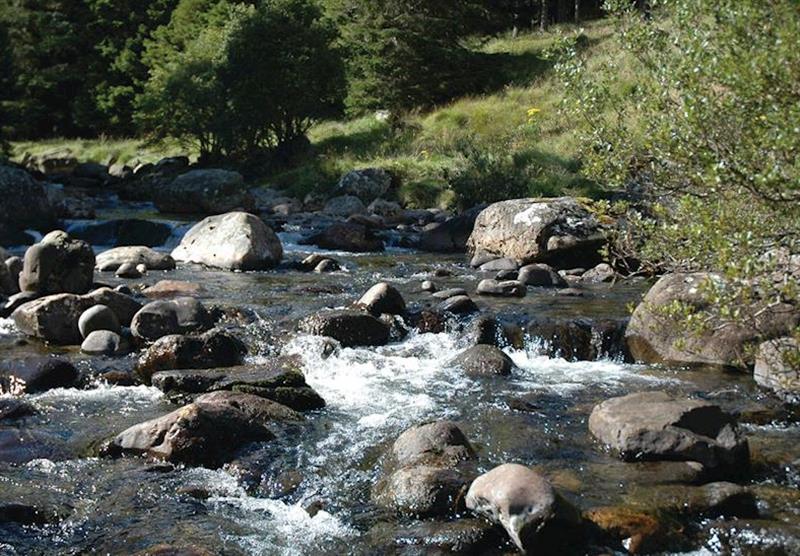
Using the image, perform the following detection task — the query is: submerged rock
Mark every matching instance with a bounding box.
[299,309,390,347]
[465,463,583,554]
[19,230,95,295]
[467,197,604,267]
[105,391,302,467]
[171,212,283,270]
[96,246,176,272]
[588,391,749,476]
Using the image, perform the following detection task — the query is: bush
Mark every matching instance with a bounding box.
[136,0,345,161]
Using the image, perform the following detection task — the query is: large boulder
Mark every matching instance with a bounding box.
[171,212,282,270]
[467,197,604,267]
[130,298,211,341]
[389,421,475,469]
[0,165,55,243]
[588,391,749,475]
[155,169,252,214]
[95,246,176,271]
[298,309,390,347]
[465,464,583,554]
[105,391,302,467]
[151,358,325,411]
[12,288,140,344]
[754,337,800,403]
[305,222,384,252]
[355,282,406,316]
[418,206,482,253]
[336,168,392,201]
[449,344,514,377]
[19,231,95,294]
[625,273,800,369]
[135,328,247,382]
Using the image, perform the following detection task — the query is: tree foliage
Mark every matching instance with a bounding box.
[136,0,345,161]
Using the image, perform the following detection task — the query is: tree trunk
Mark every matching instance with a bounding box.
[574,0,580,23]
[539,0,548,31]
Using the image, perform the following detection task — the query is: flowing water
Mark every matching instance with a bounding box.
[1,204,799,555]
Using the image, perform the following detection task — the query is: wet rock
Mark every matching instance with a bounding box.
[99,370,137,386]
[0,290,39,318]
[172,212,283,270]
[584,506,673,554]
[479,258,518,272]
[475,279,525,297]
[0,503,62,526]
[0,164,56,244]
[337,168,392,201]
[0,429,68,464]
[407,309,447,334]
[305,222,384,252]
[431,288,467,300]
[625,272,799,369]
[136,328,247,382]
[0,258,17,296]
[526,317,628,361]
[134,544,216,556]
[437,295,478,315]
[588,391,749,475]
[143,280,205,298]
[155,169,252,214]
[465,463,583,554]
[95,246,176,272]
[0,398,36,420]
[314,259,339,273]
[467,197,604,267]
[366,518,506,556]
[0,357,78,393]
[626,482,759,520]
[115,262,142,278]
[78,304,121,338]
[19,230,95,294]
[87,287,142,326]
[373,464,470,517]
[356,282,406,316]
[449,344,514,377]
[754,337,800,403]
[581,262,617,283]
[70,219,172,248]
[299,309,390,347]
[390,421,475,469]
[418,206,482,253]
[81,330,128,356]
[131,298,211,342]
[106,391,301,467]
[323,195,367,218]
[420,280,437,293]
[495,269,518,281]
[368,199,403,220]
[468,315,511,348]
[5,255,23,284]
[151,358,325,411]
[518,263,568,288]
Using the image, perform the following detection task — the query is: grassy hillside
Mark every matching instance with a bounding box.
[11,19,627,209]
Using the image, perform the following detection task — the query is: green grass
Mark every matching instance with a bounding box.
[12,19,628,209]
[11,137,195,167]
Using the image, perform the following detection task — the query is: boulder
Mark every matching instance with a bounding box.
[131,298,211,341]
[466,464,582,554]
[337,168,392,201]
[581,262,617,283]
[625,273,800,369]
[171,212,282,270]
[323,195,367,218]
[314,259,339,273]
[518,263,568,287]
[390,421,475,469]
[136,328,247,382]
[418,206,483,253]
[0,258,16,295]
[367,199,403,220]
[467,197,604,267]
[115,262,142,278]
[143,280,204,298]
[105,391,301,467]
[355,282,406,316]
[0,165,55,243]
[527,317,628,361]
[155,169,252,214]
[0,357,78,393]
[151,357,325,411]
[366,519,504,556]
[478,258,518,272]
[0,398,36,421]
[73,162,109,182]
[475,279,525,297]
[305,222,384,252]
[588,391,749,475]
[96,246,176,271]
[86,287,142,326]
[19,231,95,295]
[81,330,127,356]
[754,337,800,403]
[78,304,121,338]
[432,288,467,300]
[438,295,478,315]
[449,344,514,377]
[299,309,390,347]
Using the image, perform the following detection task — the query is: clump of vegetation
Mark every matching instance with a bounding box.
[554,0,800,344]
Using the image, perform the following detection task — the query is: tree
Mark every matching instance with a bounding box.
[136,0,345,161]
[0,20,12,156]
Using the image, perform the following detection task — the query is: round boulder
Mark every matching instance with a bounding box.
[356,282,406,316]
[449,344,514,377]
[78,304,121,338]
